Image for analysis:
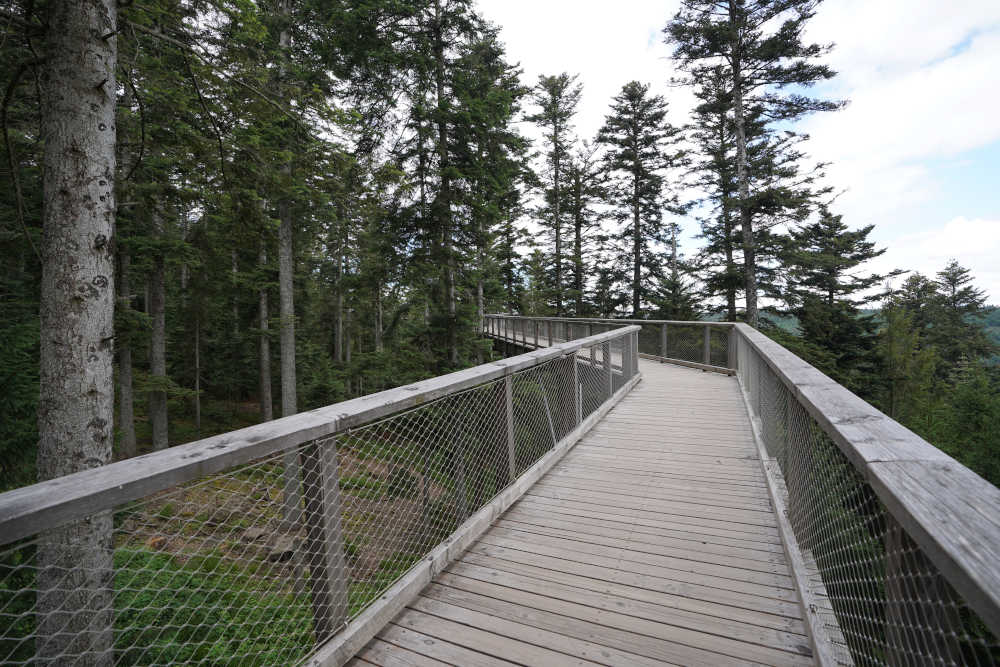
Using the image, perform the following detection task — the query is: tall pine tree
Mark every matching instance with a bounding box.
[597,81,685,317]
[667,0,842,327]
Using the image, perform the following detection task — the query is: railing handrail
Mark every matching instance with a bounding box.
[0,324,641,546]
[484,313,735,327]
[733,322,1000,636]
[487,313,1000,637]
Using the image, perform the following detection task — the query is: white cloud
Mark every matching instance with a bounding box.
[806,0,1000,88]
[478,0,689,140]
[869,217,1000,304]
[801,30,1000,176]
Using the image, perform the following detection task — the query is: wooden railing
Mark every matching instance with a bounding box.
[0,325,641,666]
[484,314,734,373]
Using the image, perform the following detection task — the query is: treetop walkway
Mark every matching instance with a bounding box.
[1,316,998,666]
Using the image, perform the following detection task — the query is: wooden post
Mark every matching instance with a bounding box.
[505,376,516,481]
[587,323,593,338]
[633,332,639,376]
[573,359,581,425]
[299,439,350,640]
[604,341,613,398]
[534,321,539,347]
[547,321,552,347]
[625,334,633,380]
[661,323,668,358]
[727,325,737,369]
[703,326,711,365]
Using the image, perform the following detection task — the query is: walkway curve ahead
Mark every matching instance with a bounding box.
[349,359,813,666]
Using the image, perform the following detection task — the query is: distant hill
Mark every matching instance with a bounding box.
[754,307,1000,364]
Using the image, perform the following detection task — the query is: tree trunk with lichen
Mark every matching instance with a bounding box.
[276,11,301,525]
[36,0,118,663]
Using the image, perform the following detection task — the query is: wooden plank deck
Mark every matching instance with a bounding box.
[349,359,814,666]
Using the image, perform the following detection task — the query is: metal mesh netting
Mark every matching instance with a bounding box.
[738,337,1000,666]
[633,322,731,368]
[487,317,732,370]
[0,334,635,665]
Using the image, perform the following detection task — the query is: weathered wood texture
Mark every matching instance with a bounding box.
[492,316,1000,644]
[734,323,1000,637]
[350,361,815,666]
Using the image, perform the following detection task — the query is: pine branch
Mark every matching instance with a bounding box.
[124,19,320,142]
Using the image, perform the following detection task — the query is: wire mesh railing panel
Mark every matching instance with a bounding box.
[738,339,1000,667]
[1,329,637,666]
[709,326,731,367]
[665,324,704,363]
[637,324,661,357]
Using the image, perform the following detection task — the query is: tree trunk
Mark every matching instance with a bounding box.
[118,251,136,459]
[573,173,584,316]
[278,196,298,390]
[432,0,458,365]
[553,124,562,316]
[345,307,353,364]
[375,280,384,353]
[334,248,343,363]
[632,172,641,318]
[194,316,201,433]
[259,243,273,421]
[278,153,301,525]
[277,13,301,525]
[149,209,168,451]
[722,204,738,322]
[476,278,484,364]
[729,0,758,328]
[718,117,738,323]
[37,0,117,663]
[231,248,239,338]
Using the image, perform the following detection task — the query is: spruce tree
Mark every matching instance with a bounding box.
[653,224,702,320]
[688,65,741,321]
[565,141,605,316]
[666,0,842,327]
[780,206,899,392]
[597,81,685,318]
[527,73,583,316]
[934,260,995,365]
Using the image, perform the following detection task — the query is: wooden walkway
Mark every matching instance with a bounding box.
[349,359,814,666]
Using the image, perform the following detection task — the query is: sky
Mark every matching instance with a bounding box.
[476,0,1000,304]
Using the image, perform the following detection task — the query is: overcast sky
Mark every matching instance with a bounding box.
[476,0,1000,304]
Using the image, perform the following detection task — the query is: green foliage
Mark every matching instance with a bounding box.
[113,548,314,665]
[0,319,38,490]
[597,81,687,318]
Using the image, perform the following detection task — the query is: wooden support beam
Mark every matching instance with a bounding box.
[703,326,711,365]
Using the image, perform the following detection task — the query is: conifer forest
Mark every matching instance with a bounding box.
[1,0,997,495]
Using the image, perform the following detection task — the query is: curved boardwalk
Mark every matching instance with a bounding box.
[349,360,814,666]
